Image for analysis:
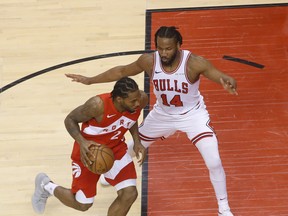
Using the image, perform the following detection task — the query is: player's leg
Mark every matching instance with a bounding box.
[194,135,232,215]
[52,185,93,211]
[32,161,97,213]
[108,185,138,216]
[182,105,233,215]
[32,174,93,213]
[106,153,139,216]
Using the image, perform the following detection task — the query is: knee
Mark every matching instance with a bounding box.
[77,203,93,212]
[196,136,222,171]
[130,187,138,201]
[118,186,138,204]
[206,156,222,171]
[125,187,138,203]
[206,157,226,181]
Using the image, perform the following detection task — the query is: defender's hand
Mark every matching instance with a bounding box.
[65,74,91,85]
[220,77,238,95]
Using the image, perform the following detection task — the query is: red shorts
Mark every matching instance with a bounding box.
[71,153,137,200]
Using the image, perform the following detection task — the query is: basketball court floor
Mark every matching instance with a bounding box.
[0,1,287,216]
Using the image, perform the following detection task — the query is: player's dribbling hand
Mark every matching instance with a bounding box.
[79,140,101,167]
[65,73,91,85]
[220,77,238,95]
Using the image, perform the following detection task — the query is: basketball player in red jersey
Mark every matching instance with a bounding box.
[66,26,237,216]
[32,77,148,216]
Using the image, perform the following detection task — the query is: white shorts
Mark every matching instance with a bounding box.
[139,98,215,147]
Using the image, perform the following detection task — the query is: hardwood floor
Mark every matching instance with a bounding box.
[0,1,286,215]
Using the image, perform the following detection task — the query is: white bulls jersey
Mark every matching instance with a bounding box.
[152,50,201,115]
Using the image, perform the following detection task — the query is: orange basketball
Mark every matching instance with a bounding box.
[87,145,114,174]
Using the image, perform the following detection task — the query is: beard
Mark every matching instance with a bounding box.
[161,51,178,66]
[121,102,136,113]
[126,108,135,113]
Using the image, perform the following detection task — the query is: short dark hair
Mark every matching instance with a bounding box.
[111,77,139,100]
[154,26,183,47]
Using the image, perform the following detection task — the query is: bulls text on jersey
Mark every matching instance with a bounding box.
[153,79,189,94]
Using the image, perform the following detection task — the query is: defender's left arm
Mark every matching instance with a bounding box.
[192,56,238,95]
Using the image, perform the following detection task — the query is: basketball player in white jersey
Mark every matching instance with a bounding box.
[66,26,237,216]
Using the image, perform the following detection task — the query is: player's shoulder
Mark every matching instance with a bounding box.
[140,51,154,59]
[188,52,206,62]
[138,52,154,64]
[85,95,105,112]
[137,52,155,76]
[187,53,210,68]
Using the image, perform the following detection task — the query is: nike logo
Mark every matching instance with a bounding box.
[155,71,162,74]
[107,114,116,118]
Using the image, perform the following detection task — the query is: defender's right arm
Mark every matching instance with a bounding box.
[65,53,153,84]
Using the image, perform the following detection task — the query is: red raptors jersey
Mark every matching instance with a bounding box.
[71,93,141,161]
[152,50,201,115]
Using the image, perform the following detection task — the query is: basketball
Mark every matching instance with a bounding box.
[87,145,115,174]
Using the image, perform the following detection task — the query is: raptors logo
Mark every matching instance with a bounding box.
[72,162,81,178]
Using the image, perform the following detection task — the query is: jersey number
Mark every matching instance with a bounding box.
[111,131,122,140]
[161,94,183,107]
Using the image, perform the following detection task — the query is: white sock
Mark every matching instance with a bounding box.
[44,182,58,196]
[211,177,228,205]
[212,178,230,207]
[218,197,230,211]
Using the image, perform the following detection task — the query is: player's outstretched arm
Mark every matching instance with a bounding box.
[66,53,152,85]
[65,65,126,85]
[192,55,238,95]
